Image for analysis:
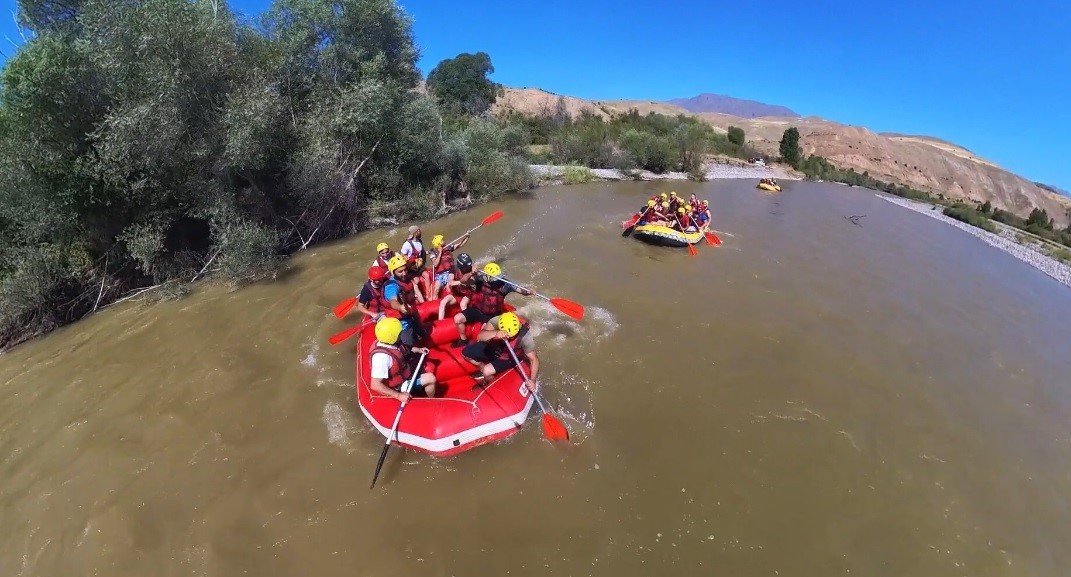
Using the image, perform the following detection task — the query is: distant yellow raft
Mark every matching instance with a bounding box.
[757,182,781,192]
[631,224,704,248]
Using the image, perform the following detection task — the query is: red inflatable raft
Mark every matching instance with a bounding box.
[355,299,535,457]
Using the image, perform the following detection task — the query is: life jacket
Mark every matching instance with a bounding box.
[362,281,391,313]
[434,248,454,274]
[386,273,417,307]
[451,272,475,297]
[678,214,691,229]
[488,322,530,362]
[403,238,426,268]
[370,343,413,389]
[374,251,394,269]
[469,279,506,315]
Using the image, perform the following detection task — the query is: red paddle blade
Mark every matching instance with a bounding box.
[705,232,722,246]
[550,297,584,321]
[329,325,362,345]
[687,243,697,257]
[622,214,640,229]
[542,413,570,441]
[481,211,504,226]
[333,296,357,318]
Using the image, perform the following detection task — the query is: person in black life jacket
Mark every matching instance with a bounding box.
[369,317,436,401]
[383,255,429,347]
[461,312,539,390]
[451,262,532,348]
[437,252,476,320]
[356,265,391,322]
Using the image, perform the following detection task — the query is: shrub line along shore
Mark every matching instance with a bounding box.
[529,161,795,185]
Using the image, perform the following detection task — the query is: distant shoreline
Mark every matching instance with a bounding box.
[530,160,796,186]
[879,195,1071,289]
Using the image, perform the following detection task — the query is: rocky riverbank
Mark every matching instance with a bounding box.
[879,195,1071,289]
[530,161,794,185]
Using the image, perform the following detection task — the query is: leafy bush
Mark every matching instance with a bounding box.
[562,165,595,185]
[943,205,997,233]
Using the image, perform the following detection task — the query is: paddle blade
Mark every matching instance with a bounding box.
[621,224,636,237]
[705,232,722,246]
[688,243,697,257]
[542,413,570,442]
[329,325,362,345]
[481,211,504,226]
[333,296,357,318]
[550,297,585,321]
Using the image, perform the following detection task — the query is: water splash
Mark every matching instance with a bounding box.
[322,401,358,453]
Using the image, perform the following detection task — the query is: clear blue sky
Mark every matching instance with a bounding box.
[2,0,1068,189]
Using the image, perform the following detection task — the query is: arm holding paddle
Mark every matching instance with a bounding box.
[491,275,585,321]
[477,327,540,388]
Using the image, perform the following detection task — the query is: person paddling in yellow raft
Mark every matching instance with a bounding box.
[369,317,436,402]
[696,200,712,230]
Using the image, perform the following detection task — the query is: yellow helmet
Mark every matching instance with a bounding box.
[660,202,669,209]
[670,191,677,196]
[482,262,501,278]
[374,317,402,345]
[660,193,668,199]
[431,234,444,249]
[677,207,686,214]
[498,312,521,338]
[701,199,709,206]
[647,199,656,207]
[685,204,692,211]
[386,255,407,272]
[376,242,390,252]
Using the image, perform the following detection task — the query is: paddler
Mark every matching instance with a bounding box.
[426,233,470,299]
[461,312,539,389]
[356,265,391,322]
[451,262,533,347]
[637,199,657,224]
[369,317,436,401]
[689,193,699,209]
[371,242,394,268]
[668,191,681,212]
[649,201,672,226]
[696,200,712,229]
[437,252,476,320]
[384,255,428,346]
[673,207,696,232]
[400,225,426,275]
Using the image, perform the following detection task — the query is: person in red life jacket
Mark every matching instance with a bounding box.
[668,191,681,212]
[437,252,476,320]
[451,262,532,347]
[383,255,428,347]
[637,199,657,224]
[424,232,470,299]
[400,225,426,276]
[672,207,697,232]
[369,317,436,402]
[371,242,394,269]
[648,201,672,226]
[696,200,712,229]
[461,312,539,390]
[688,193,699,209]
[356,265,391,322]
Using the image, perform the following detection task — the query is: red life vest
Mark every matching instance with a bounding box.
[489,322,530,362]
[374,251,394,269]
[434,248,454,274]
[362,281,391,313]
[679,214,691,229]
[451,272,475,297]
[387,274,417,307]
[370,343,413,389]
[469,279,506,315]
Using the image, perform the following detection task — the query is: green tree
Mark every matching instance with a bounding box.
[727,125,745,146]
[1027,207,1053,230]
[979,200,992,215]
[779,127,802,167]
[426,51,497,116]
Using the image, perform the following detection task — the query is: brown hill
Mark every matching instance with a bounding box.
[494,87,1071,226]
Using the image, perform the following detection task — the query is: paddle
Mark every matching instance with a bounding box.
[674,216,698,257]
[446,210,504,248]
[492,276,585,321]
[328,317,379,345]
[333,296,358,319]
[504,342,568,442]
[370,351,428,489]
[621,206,652,237]
[704,230,722,246]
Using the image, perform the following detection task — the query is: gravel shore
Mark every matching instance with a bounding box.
[530,162,794,184]
[879,195,1071,289]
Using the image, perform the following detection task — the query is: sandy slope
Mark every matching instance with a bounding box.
[494,88,1071,226]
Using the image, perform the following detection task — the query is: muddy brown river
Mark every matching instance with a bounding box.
[2,181,1070,576]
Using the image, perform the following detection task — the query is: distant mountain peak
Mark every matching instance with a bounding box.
[667,93,799,118]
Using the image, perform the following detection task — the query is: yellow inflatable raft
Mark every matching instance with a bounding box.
[631,224,704,248]
[757,182,781,192]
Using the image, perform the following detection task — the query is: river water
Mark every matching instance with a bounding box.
[2,181,1070,576]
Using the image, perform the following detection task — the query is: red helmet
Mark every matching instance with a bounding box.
[368,266,386,281]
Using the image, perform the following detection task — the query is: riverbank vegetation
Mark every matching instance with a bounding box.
[0,0,531,349]
[501,107,759,176]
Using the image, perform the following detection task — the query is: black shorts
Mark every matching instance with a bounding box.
[460,308,496,325]
[461,342,516,373]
